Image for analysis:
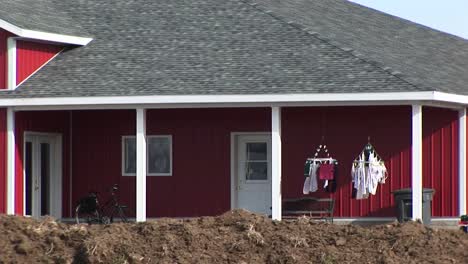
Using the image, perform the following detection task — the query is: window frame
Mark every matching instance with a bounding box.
[121,135,137,177]
[121,135,173,177]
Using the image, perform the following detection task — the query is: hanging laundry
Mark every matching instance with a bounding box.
[303,161,319,194]
[319,163,335,180]
[303,141,338,194]
[368,151,387,195]
[324,165,338,193]
[351,141,387,199]
[352,153,368,199]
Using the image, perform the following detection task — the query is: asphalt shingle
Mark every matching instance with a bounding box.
[254,0,468,95]
[2,0,466,98]
[0,0,89,37]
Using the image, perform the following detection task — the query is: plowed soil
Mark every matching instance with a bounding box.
[1,210,468,263]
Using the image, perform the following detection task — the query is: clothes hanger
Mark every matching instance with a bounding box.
[353,136,384,164]
[307,136,338,164]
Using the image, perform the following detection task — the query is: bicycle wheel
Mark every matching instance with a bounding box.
[75,204,100,224]
[116,206,128,223]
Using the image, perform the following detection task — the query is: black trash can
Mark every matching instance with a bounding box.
[392,188,435,225]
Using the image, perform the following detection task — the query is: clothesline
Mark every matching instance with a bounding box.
[306,158,337,162]
[352,160,384,165]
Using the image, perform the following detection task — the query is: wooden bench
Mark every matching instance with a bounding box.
[282,197,335,222]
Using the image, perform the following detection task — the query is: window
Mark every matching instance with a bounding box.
[122,135,172,176]
[244,142,268,181]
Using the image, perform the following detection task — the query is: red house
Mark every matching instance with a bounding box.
[0,0,468,223]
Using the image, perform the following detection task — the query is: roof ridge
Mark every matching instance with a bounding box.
[239,0,426,92]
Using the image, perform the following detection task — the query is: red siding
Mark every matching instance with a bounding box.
[71,109,271,217]
[145,108,270,217]
[282,106,412,217]
[422,107,459,217]
[282,106,459,217]
[0,29,13,89]
[12,107,460,218]
[14,111,70,216]
[16,40,62,85]
[0,109,6,213]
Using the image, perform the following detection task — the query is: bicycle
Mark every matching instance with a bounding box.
[75,184,129,224]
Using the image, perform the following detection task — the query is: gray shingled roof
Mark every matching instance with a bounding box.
[2,0,467,98]
[253,0,468,95]
[0,0,89,37]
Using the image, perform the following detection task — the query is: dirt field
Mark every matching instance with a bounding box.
[1,210,468,263]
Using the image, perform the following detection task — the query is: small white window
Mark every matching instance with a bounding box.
[122,135,173,176]
[122,136,136,176]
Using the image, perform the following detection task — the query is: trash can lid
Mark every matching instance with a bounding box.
[391,188,435,194]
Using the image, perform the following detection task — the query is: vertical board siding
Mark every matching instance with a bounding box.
[281,106,412,217]
[11,107,458,218]
[14,111,70,216]
[16,40,62,85]
[71,110,135,218]
[282,106,458,217]
[71,109,270,218]
[0,109,6,213]
[0,29,13,89]
[422,107,459,217]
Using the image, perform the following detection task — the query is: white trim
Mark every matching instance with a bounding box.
[332,217,397,222]
[6,108,15,214]
[136,108,147,222]
[459,108,467,216]
[0,19,92,45]
[230,132,271,211]
[431,217,460,221]
[15,47,65,89]
[22,132,62,218]
[271,107,282,221]
[230,133,236,210]
[5,90,468,110]
[434,91,468,106]
[121,135,173,177]
[412,104,423,221]
[121,135,136,177]
[69,111,73,217]
[0,91,436,108]
[7,37,16,90]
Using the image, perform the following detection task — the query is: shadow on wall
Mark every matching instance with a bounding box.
[281,105,459,218]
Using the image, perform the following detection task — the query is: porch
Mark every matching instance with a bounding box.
[1,105,466,222]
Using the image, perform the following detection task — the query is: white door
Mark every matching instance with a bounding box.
[236,134,271,215]
[24,133,62,218]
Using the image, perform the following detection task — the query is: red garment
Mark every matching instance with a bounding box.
[319,164,335,180]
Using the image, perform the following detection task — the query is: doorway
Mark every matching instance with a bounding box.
[232,133,272,215]
[23,132,62,218]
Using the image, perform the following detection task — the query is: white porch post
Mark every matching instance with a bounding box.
[412,104,423,221]
[459,108,467,216]
[271,106,282,220]
[6,108,15,214]
[136,108,147,222]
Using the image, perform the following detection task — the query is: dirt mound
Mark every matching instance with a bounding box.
[1,210,468,263]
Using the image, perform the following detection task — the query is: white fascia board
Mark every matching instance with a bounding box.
[433,91,468,106]
[0,19,92,45]
[0,91,437,108]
